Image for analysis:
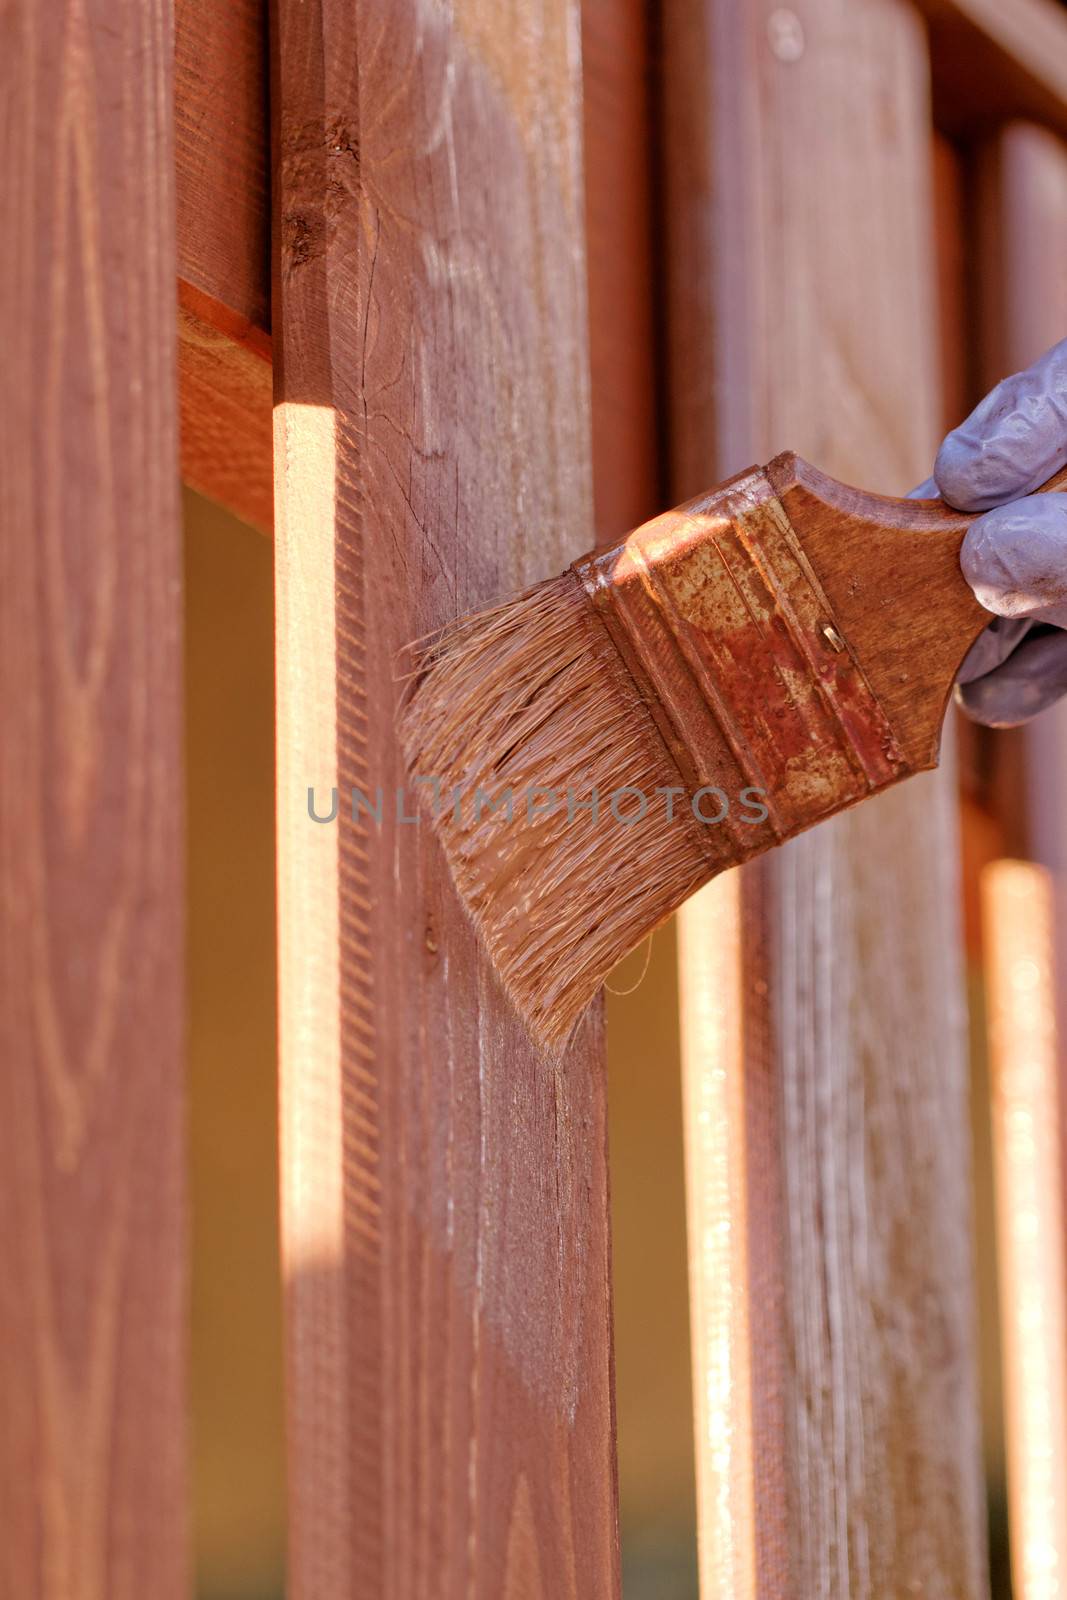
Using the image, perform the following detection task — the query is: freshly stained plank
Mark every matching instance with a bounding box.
[271,3,618,1597]
[933,134,970,438]
[974,125,1067,964]
[174,0,272,523]
[975,123,1067,401]
[933,132,999,958]
[582,0,696,1573]
[178,281,273,533]
[175,0,269,331]
[915,0,1067,143]
[975,126,1067,1598]
[664,1,986,1593]
[1003,125,1067,896]
[961,128,1067,936]
[982,862,1067,1600]
[0,0,187,1596]
[582,0,660,547]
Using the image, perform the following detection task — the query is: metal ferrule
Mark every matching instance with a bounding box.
[571,465,906,862]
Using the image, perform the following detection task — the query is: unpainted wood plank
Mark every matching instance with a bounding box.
[983,861,1067,1600]
[270,2,619,1596]
[0,0,187,1595]
[664,1,987,1593]
[676,871,759,1593]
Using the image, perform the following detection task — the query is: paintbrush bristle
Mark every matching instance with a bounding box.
[399,570,708,1050]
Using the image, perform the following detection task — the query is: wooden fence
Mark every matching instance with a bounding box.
[5,0,1067,1596]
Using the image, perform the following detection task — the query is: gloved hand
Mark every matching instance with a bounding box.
[914,338,1067,727]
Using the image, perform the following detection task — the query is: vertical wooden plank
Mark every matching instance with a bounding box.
[175,0,269,332]
[173,0,273,530]
[0,1,187,1596]
[983,861,1067,1600]
[933,134,971,437]
[271,4,619,1597]
[664,2,987,1594]
[974,122,1067,1600]
[581,0,661,546]
[177,288,273,533]
[933,132,999,958]
[582,0,696,1581]
[677,871,758,1594]
[975,123,1067,406]
[974,124,1067,876]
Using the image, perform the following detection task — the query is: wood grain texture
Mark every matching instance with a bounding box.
[0,0,187,1596]
[174,0,273,525]
[982,862,1067,1600]
[581,0,661,547]
[175,0,269,331]
[663,1,986,1593]
[580,8,692,1571]
[178,281,273,533]
[271,2,618,1596]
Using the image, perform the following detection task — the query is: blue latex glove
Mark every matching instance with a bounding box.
[917,338,1067,726]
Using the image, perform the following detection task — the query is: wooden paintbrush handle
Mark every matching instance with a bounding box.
[574,453,1067,872]
[766,450,1067,760]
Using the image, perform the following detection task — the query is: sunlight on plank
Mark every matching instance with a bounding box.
[983,860,1067,1600]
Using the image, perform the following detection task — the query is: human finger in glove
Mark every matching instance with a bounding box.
[915,338,1067,727]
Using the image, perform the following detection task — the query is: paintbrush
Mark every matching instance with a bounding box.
[400,452,1067,1050]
